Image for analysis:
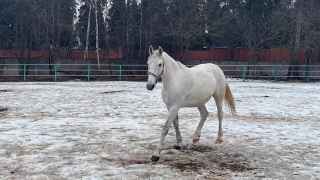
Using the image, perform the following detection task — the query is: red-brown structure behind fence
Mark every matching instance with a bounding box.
[0,49,123,61]
[177,48,306,63]
[0,48,307,63]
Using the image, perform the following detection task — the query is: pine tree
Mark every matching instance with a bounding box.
[0,0,16,49]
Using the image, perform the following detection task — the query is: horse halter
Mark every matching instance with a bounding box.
[148,61,164,80]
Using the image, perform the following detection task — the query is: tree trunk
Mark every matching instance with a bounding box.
[139,0,143,59]
[288,6,303,80]
[125,2,129,63]
[57,2,61,48]
[85,2,92,61]
[294,11,303,52]
[94,0,100,68]
[48,44,54,76]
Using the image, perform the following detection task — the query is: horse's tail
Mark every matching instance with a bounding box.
[225,84,236,115]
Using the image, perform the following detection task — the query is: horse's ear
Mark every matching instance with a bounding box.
[158,46,163,56]
[149,45,154,56]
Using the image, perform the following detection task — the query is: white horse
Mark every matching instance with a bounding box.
[146,46,236,162]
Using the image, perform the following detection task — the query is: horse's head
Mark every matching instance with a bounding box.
[146,45,164,91]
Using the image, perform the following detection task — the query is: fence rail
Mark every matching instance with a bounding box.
[0,64,319,81]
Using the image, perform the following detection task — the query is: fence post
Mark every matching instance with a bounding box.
[87,64,91,81]
[54,65,57,82]
[305,65,310,82]
[23,64,27,81]
[272,65,277,81]
[118,64,122,81]
[241,66,247,80]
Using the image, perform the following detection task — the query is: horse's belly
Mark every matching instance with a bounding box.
[182,92,212,107]
[181,73,216,107]
[163,89,212,108]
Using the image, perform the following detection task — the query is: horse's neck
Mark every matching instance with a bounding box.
[162,52,184,89]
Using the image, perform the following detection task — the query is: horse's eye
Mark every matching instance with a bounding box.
[158,64,162,67]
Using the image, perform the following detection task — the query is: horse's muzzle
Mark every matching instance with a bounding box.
[146,83,155,91]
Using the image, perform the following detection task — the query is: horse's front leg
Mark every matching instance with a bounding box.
[151,106,179,162]
[167,104,182,149]
[173,115,182,149]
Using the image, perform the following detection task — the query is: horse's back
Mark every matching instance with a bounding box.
[162,59,226,107]
[173,63,225,107]
[190,63,225,81]
[189,63,226,95]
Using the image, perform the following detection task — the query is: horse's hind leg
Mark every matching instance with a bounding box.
[214,95,224,144]
[173,115,182,148]
[192,105,209,144]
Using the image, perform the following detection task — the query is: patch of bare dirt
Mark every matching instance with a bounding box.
[0,107,8,112]
[0,111,50,120]
[0,89,13,93]
[169,160,207,172]
[105,144,255,177]
[101,156,150,166]
[166,146,254,172]
[0,107,8,117]
[189,144,215,153]
[101,90,128,94]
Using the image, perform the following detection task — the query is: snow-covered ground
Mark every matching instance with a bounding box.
[0,80,319,180]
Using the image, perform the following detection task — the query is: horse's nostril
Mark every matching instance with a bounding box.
[146,84,155,90]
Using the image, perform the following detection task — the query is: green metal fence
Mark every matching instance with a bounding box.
[0,64,319,81]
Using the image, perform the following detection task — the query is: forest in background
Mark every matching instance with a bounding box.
[0,0,320,64]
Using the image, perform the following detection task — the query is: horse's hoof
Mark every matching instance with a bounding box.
[151,155,160,162]
[192,138,200,144]
[173,145,182,150]
[215,138,223,144]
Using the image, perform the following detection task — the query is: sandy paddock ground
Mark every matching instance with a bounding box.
[0,80,319,180]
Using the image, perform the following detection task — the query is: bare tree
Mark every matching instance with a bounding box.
[84,0,92,61]
[139,0,143,58]
[294,3,303,52]
[288,0,304,79]
[94,0,100,68]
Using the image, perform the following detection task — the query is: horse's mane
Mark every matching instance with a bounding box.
[176,61,187,68]
[163,52,187,69]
